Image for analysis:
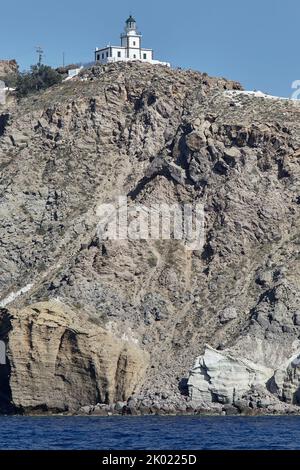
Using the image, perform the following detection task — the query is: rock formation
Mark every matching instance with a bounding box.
[188,346,273,405]
[188,281,300,409]
[0,60,18,84]
[0,61,300,413]
[0,301,148,412]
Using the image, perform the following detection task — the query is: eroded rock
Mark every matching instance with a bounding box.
[0,301,149,412]
[188,346,273,405]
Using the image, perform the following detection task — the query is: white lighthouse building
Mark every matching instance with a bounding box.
[95,16,170,67]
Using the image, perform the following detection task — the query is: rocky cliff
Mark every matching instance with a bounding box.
[0,61,300,414]
[0,301,148,413]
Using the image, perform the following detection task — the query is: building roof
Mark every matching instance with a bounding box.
[126,15,136,24]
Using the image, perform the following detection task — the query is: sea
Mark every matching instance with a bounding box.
[0,415,299,450]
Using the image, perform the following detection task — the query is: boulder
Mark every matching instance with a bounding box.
[224,147,241,159]
[185,131,206,151]
[188,345,273,405]
[219,307,237,324]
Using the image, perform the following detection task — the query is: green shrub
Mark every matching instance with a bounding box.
[16,65,62,98]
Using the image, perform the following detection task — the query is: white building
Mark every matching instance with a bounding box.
[67,66,84,79]
[95,16,170,67]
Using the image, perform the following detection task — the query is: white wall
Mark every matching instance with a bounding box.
[95,44,156,65]
[68,67,83,77]
[141,50,153,61]
[128,36,141,49]
[111,48,126,60]
[95,47,110,63]
[127,48,141,60]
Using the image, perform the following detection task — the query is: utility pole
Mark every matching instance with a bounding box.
[36,46,44,67]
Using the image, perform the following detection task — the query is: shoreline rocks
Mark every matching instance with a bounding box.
[76,398,300,418]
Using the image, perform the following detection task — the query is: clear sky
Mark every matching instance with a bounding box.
[0,0,299,97]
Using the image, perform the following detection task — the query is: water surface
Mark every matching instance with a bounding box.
[0,416,299,450]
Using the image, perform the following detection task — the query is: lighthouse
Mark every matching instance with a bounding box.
[95,16,170,66]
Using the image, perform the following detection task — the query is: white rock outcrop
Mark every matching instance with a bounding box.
[271,353,300,405]
[188,345,273,404]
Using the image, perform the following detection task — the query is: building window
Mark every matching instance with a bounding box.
[133,41,136,46]
[106,51,109,57]
[118,51,121,57]
[102,53,104,59]
[143,53,147,59]
[97,54,100,60]
[133,54,136,59]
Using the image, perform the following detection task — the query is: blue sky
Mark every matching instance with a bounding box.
[0,0,299,97]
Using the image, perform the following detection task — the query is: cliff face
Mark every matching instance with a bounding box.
[0,301,148,412]
[0,62,300,413]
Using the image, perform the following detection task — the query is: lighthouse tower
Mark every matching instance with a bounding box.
[121,16,143,59]
[95,16,170,66]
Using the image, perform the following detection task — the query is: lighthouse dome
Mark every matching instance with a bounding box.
[126,15,136,24]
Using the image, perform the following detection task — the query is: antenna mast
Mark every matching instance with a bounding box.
[36,46,44,67]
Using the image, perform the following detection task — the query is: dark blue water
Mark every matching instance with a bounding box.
[0,416,299,450]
